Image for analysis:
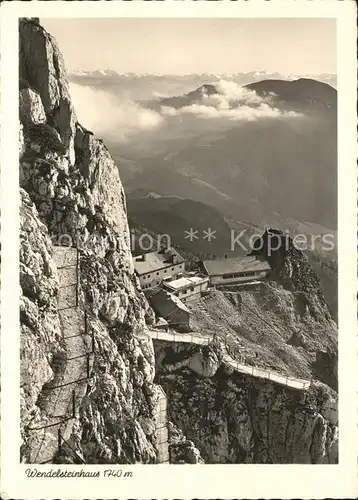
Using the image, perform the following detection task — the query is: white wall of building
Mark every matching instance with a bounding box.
[210,270,269,286]
[140,262,185,289]
[175,280,209,302]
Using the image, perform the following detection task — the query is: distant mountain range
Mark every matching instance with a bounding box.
[111,78,336,231]
[157,78,336,114]
[68,70,337,88]
[101,76,337,317]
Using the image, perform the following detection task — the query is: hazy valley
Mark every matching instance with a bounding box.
[18,17,338,467]
[69,72,338,319]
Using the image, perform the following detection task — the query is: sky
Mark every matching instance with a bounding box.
[41,18,336,75]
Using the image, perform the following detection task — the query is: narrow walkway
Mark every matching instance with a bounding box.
[153,384,169,464]
[149,330,310,391]
[28,246,93,464]
[150,330,212,345]
[222,353,311,390]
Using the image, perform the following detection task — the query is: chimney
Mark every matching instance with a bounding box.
[159,244,169,254]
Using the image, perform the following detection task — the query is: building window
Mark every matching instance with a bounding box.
[157,272,159,275]
[164,269,167,273]
[172,267,174,271]
[147,275,150,278]
[190,287,195,292]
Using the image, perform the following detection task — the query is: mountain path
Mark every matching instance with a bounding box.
[27,247,93,464]
[149,329,310,391]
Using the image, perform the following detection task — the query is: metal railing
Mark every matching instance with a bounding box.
[222,354,311,390]
[57,428,85,464]
[195,290,311,390]
[150,330,212,346]
[27,246,95,464]
[149,331,311,391]
[153,385,169,464]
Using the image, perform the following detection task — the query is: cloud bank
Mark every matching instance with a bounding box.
[69,83,163,140]
[161,79,300,121]
[69,79,300,141]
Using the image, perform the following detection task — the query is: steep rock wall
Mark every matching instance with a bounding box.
[249,229,338,390]
[18,18,338,466]
[155,252,338,464]
[158,366,338,464]
[19,18,157,464]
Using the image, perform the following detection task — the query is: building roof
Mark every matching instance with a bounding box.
[164,275,209,292]
[202,256,271,276]
[144,285,162,299]
[150,289,190,319]
[133,248,185,276]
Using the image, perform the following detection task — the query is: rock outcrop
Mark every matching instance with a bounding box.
[154,340,222,378]
[251,229,333,320]
[158,367,338,464]
[154,231,338,464]
[168,422,204,464]
[19,18,157,464]
[18,18,338,466]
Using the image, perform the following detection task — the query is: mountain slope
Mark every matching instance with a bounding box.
[158,78,337,115]
[18,19,338,466]
[154,232,338,463]
[159,83,219,109]
[127,192,249,257]
[19,18,158,464]
[116,78,337,230]
[246,78,336,114]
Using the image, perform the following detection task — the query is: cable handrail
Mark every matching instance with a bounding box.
[195,290,311,389]
[223,354,311,390]
[153,384,169,464]
[30,368,68,462]
[150,329,212,345]
[27,246,95,464]
[58,428,85,464]
[149,329,311,391]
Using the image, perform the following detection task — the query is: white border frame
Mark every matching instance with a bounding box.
[1,1,357,499]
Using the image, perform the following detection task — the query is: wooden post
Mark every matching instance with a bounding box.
[72,390,76,418]
[84,310,88,337]
[91,326,95,353]
[58,428,62,455]
[76,250,79,307]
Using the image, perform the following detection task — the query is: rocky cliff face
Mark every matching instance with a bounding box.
[155,337,338,464]
[154,232,338,464]
[19,18,158,463]
[19,18,338,465]
[168,422,204,464]
[250,229,338,391]
[158,366,338,464]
